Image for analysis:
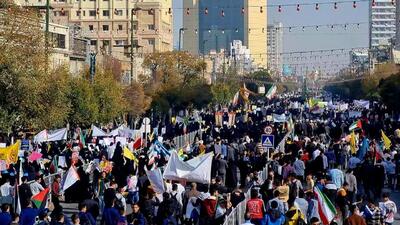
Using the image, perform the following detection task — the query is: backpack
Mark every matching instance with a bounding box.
[170,193,182,217]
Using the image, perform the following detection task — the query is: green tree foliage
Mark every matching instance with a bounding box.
[143,51,211,113]
[67,77,99,127]
[0,8,129,132]
[324,64,400,100]
[92,69,125,124]
[379,74,400,111]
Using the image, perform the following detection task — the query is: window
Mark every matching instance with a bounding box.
[103,10,110,17]
[133,24,137,30]
[115,40,127,46]
[148,24,155,30]
[51,33,66,49]
[118,24,123,30]
[115,9,123,16]
[83,10,85,16]
[76,10,81,16]
[148,39,155,45]
[90,40,97,45]
[102,25,109,31]
[89,25,94,31]
[103,40,110,46]
[89,10,96,16]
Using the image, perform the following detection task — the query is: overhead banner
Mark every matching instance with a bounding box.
[353,100,370,109]
[163,151,213,184]
[91,125,108,137]
[109,125,125,137]
[33,128,68,143]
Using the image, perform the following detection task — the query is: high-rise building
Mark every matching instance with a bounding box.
[17,0,173,82]
[182,0,267,68]
[369,0,396,48]
[267,22,283,76]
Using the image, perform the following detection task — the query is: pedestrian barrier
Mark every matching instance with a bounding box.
[172,129,202,150]
[222,130,291,225]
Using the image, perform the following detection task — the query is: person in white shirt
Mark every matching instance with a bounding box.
[30,176,44,196]
[0,178,14,204]
[379,193,397,225]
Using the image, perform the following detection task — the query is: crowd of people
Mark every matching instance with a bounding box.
[0,93,399,225]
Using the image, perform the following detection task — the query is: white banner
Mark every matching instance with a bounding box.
[91,125,108,137]
[145,168,165,194]
[353,100,370,109]
[163,151,213,184]
[34,128,67,143]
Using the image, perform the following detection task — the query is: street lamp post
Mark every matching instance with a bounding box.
[178,28,187,51]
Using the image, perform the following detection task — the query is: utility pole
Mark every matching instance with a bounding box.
[45,0,50,71]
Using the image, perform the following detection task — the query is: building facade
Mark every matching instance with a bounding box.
[369,0,396,48]
[18,0,173,82]
[229,40,253,74]
[267,22,283,76]
[183,0,267,68]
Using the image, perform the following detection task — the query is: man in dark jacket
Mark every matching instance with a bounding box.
[78,203,96,225]
[19,176,33,209]
[127,203,146,225]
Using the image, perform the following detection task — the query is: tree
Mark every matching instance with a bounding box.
[67,77,99,127]
[124,82,151,118]
[92,68,125,124]
[379,73,400,111]
[142,51,209,114]
[211,82,238,106]
[0,8,70,131]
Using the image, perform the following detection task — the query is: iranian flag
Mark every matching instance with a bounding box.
[266,85,277,100]
[314,186,337,225]
[349,120,362,131]
[32,188,50,209]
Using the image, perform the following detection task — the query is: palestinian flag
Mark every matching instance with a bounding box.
[32,188,50,209]
[349,120,362,131]
[314,186,337,225]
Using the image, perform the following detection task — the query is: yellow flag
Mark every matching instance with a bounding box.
[350,131,356,154]
[0,141,20,164]
[148,131,155,142]
[178,148,184,157]
[381,130,392,150]
[123,147,138,164]
[0,148,10,161]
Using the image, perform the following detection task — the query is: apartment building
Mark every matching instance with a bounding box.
[182,0,268,68]
[18,0,173,82]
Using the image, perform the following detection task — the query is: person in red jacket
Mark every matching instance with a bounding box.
[246,188,266,225]
[200,188,218,225]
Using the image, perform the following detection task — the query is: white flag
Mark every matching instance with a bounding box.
[145,167,165,194]
[63,166,80,191]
